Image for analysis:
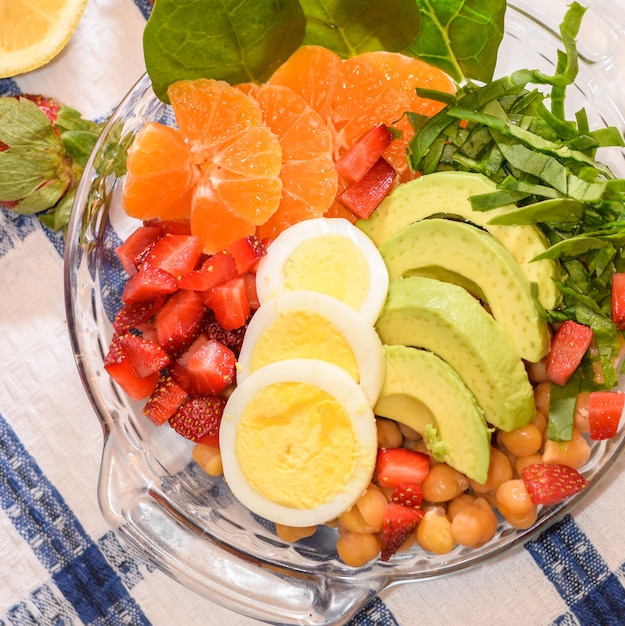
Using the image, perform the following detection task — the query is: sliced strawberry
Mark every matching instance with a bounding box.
[390,482,423,510]
[169,395,227,446]
[588,391,625,440]
[112,298,165,334]
[178,250,237,291]
[336,124,394,184]
[115,224,161,276]
[115,333,171,378]
[144,233,203,278]
[380,502,424,561]
[545,320,593,386]
[522,463,589,505]
[182,336,236,395]
[121,263,178,304]
[103,338,160,401]
[201,276,251,330]
[375,448,430,490]
[143,375,188,426]
[337,157,397,220]
[155,289,206,355]
[226,235,266,275]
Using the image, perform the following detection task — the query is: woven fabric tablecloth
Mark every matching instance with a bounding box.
[3,1,625,624]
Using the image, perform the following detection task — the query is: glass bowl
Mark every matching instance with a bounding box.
[64,1,625,624]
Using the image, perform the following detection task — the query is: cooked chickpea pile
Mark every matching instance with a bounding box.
[192,364,593,568]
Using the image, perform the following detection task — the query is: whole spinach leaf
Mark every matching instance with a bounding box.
[405,0,506,83]
[300,0,420,58]
[144,0,306,102]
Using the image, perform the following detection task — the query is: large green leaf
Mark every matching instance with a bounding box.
[144,0,306,102]
[301,0,420,58]
[406,0,506,83]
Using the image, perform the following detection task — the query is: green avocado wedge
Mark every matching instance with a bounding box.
[357,171,560,311]
[376,276,535,432]
[375,345,491,484]
[378,218,550,363]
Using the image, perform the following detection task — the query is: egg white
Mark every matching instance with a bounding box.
[255,217,389,325]
[236,289,385,406]
[219,358,378,527]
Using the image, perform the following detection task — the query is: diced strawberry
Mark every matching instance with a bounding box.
[115,225,161,276]
[588,390,625,440]
[201,276,251,330]
[147,218,193,236]
[143,375,189,426]
[242,272,260,310]
[103,337,160,401]
[183,336,236,395]
[169,395,227,446]
[178,250,237,291]
[612,272,625,330]
[380,502,424,561]
[121,263,178,304]
[337,157,397,220]
[390,482,423,510]
[115,333,171,377]
[155,289,206,355]
[20,94,61,123]
[375,448,430,490]
[144,233,203,278]
[522,463,589,505]
[168,360,191,393]
[204,312,248,353]
[112,298,165,334]
[336,124,395,184]
[545,320,594,386]
[226,235,266,275]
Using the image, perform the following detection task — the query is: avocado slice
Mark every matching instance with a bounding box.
[357,171,560,310]
[376,276,535,432]
[378,218,550,363]
[376,345,491,484]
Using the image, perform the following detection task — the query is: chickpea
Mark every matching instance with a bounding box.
[397,422,421,441]
[416,509,456,554]
[376,417,403,448]
[447,493,476,520]
[336,531,381,567]
[339,486,388,533]
[532,411,548,433]
[421,463,469,502]
[275,524,317,542]
[534,381,551,416]
[496,479,538,530]
[450,497,498,548]
[526,358,548,384]
[574,392,590,434]
[498,423,543,457]
[192,443,223,476]
[515,453,543,477]
[542,427,591,469]
[470,447,513,494]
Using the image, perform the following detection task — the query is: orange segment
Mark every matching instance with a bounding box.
[122,122,197,220]
[355,51,456,117]
[241,83,338,239]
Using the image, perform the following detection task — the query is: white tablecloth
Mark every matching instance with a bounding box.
[3,1,625,624]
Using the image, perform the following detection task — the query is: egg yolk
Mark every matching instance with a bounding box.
[283,235,370,311]
[235,382,357,509]
[248,310,360,381]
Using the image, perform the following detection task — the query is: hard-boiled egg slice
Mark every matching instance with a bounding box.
[255,217,389,325]
[220,358,378,527]
[236,289,385,406]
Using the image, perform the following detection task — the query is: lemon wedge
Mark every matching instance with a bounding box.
[0,0,88,78]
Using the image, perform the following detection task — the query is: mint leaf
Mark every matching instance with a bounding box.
[144,0,306,102]
[301,0,420,57]
[406,0,506,83]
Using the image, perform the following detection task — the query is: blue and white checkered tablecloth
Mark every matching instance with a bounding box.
[3,1,625,624]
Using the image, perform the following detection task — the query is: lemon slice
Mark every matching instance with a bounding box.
[0,0,88,78]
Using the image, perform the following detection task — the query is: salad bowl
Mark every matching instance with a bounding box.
[64,1,625,624]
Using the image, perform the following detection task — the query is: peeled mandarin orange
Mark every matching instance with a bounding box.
[0,0,87,78]
[240,83,338,239]
[122,122,198,220]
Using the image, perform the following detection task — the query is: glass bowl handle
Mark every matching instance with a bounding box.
[98,436,386,625]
